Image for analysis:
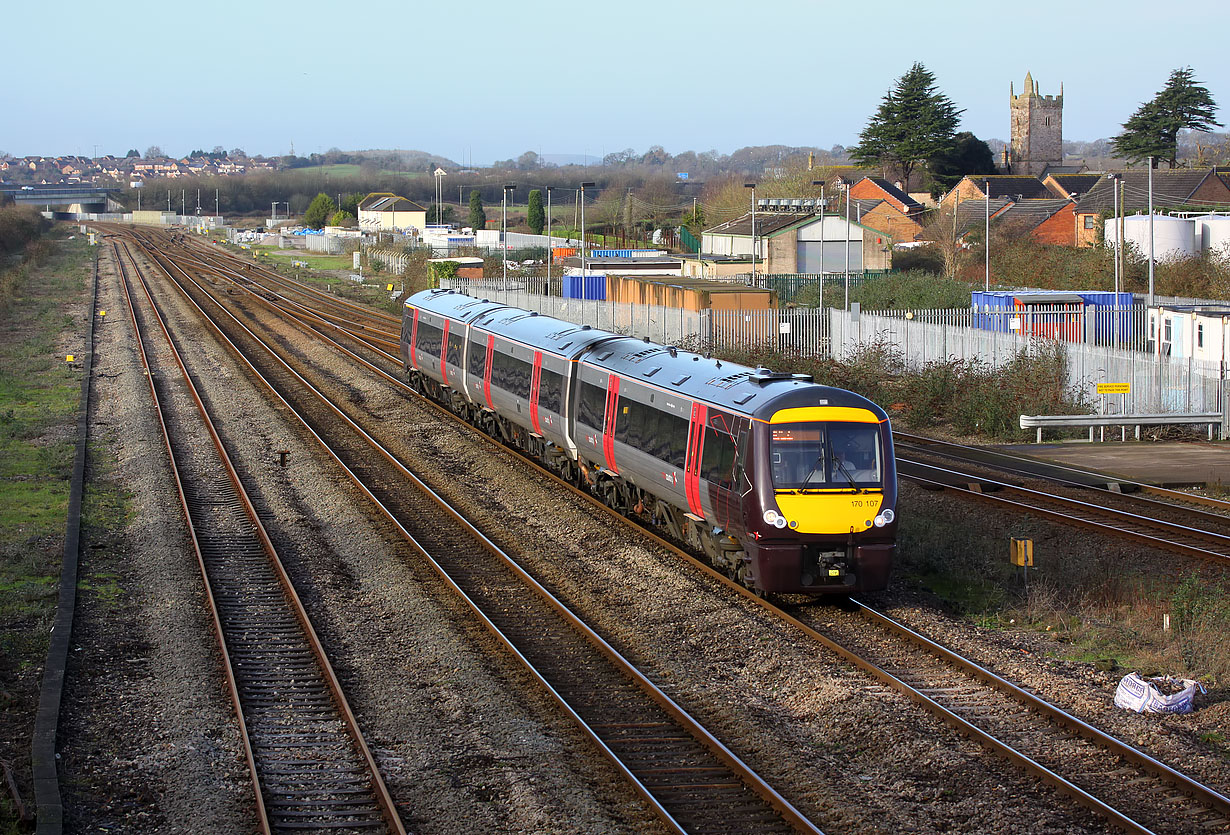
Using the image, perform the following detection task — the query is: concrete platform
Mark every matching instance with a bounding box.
[998,440,1230,488]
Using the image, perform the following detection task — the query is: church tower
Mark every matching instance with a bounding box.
[1009,72,1063,176]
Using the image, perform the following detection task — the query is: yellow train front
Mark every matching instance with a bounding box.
[739,387,896,593]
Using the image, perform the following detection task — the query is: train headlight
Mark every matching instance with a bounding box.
[873,508,896,527]
[774,516,788,529]
[763,509,780,526]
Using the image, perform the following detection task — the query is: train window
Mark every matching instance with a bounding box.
[700,426,736,486]
[446,331,465,368]
[770,422,881,490]
[492,350,532,398]
[577,381,607,429]
[539,367,564,414]
[469,339,487,376]
[657,412,688,469]
[415,322,443,358]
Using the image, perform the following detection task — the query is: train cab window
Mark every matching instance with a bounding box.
[577,381,607,429]
[415,322,443,358]
[539,367,564,414]
[469,339,487,377]
[446,331,465,368]
[770,422,881,491]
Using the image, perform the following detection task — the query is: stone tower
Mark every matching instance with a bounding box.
[1009,72,1063,176]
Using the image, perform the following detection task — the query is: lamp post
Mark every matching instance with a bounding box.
[1147,156,1155,306]
[744,183,757,286]
[502,184,516,290]
[579,181,594,277]
[1107,173,1121,348]
[841,181,851,310]
[433,167,447,226]
[984,179,991,292]
[546,187,553,294]
[812,180,825,307]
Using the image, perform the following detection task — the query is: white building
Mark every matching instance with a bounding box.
[357,193,428,234]
[1148,304,1230,362]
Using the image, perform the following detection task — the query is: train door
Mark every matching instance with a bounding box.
[684,402,707,519]
[529,351,543,435]
[601,373,620,474]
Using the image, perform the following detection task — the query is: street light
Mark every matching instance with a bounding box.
[434,167,447,225]
[839,181,851,310]
[579,182,595,277]
[502,184,516,291]
[546,187,554,294]
[812,180,825,304]
[1107,173,1122,348]
[984,179,990,291]
[744,183,757,286]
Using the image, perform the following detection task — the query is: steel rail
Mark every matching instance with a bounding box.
[131,234,824,835]
[137,232,1230,832]
[896,431,1230,512]
[900,460,1230,566]
[112,241,406,835]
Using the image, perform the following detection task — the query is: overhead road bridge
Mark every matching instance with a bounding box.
[0,185,124,214]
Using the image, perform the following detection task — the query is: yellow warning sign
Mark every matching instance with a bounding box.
[1096,382,1130,394]
[66,355,75,362]
[1010,538,1034,567]
[386,284,394,292]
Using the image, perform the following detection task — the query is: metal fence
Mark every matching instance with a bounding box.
[441,278,706,345]
[830,308,1226,415]
[428,280,1225,416]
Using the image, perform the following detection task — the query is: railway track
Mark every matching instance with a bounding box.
[112,241,406,834]
[118,231,824,834]
[894,435,1230,567]
[111,229,1230,832]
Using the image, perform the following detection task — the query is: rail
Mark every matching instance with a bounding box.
[1020,412,1224,442]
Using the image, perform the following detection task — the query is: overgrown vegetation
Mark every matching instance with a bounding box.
[0,230,90,831]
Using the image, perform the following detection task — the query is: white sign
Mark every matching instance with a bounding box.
[1010,317,1021,331]
[779,322,791,334]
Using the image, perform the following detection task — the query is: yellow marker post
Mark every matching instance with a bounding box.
[66,355,75,362]
[386,284,394,292]
[98,310,106,318]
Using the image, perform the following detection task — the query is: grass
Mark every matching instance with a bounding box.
[0,230,93,831]
[251,244,355,271]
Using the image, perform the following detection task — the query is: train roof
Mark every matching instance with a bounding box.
[581,335,885,421]
[406,289,887,421]
[407,289,621,357]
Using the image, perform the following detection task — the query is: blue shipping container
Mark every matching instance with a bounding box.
[562,274,606,300]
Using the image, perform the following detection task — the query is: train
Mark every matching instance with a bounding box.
[400,288,897,595]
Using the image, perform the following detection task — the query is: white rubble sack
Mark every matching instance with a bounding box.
[1114,672,1205,715]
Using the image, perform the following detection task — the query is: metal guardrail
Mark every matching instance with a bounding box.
[1020,412,1225,443]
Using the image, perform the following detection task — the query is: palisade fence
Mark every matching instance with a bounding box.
[442,278,707,345]
[436,279,1225,417]
[829,308,1226,415]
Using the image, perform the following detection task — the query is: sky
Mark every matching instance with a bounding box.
[5,0,1227,165]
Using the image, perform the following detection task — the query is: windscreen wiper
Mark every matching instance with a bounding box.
[833,458,863,493]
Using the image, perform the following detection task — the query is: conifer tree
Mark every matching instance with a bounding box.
[467,190,486,231]
[303,193,336,229]
[527,189,545,235]
[849,63,963,185]
[1112,67,1221,168]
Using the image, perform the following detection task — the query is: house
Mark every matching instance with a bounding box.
[995,199,1079,245]
[939,175,1053,210]
[702,210,892,274]
[1043,173,1102,201]
[357,193,428,233]
[1073,169,1230,246]
[846,177,927,242]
